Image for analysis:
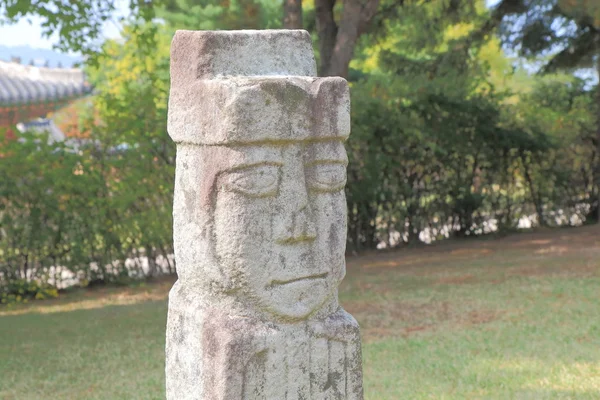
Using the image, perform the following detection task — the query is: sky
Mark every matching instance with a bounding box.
[0,16,118,50]
[0,0,130,51]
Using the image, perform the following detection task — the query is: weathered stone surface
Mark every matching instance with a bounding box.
[166,29,363,400]
[168,77,350,145]
[170,30,316,81]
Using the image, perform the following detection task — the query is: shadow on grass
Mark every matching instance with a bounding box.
[0,276,175,317]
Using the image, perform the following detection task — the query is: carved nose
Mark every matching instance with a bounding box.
[276,182,317,245]
[277,205,317,245]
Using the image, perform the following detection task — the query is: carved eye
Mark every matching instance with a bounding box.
[307,163,347,193]
[224,164,280,198]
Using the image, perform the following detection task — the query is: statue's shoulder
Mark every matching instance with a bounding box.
[310,307,360,342]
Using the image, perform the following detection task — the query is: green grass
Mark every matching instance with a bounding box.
[1,226,599,399]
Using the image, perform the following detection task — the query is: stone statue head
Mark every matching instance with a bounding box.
[168,31,350,321]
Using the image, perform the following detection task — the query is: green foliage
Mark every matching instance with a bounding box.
[89,24,176,278]
[0,0,159,57]
[0,131,106,284]
[492,1,600,223]
[0,0,116,54]
[347,68,595,251]
[344,0,597,249]
[1,0,598,288]
[493,0,600,72]
[0,279,58,304]
[158,0,282,30]
[0,23,177,292]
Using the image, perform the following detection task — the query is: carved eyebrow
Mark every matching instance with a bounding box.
[305,159,348,167]
[225,160,283,173]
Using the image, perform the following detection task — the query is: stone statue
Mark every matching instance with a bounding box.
[166,30,363,400]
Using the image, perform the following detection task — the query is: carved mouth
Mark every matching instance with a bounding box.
[269,272,328,288]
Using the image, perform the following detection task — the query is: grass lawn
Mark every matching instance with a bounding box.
[1,225,599,399]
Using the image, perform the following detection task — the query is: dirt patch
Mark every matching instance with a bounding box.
[347,225,600,275]
[534,246,570,255]
[0,276,176,317]
[401,325,433,338]
[508,260,600,278]
[501,225,600,251]
[436,274,477,285]
[463,309,504,325]
[347,299,452,321]
[345,298,505,341]
[449,248,493,256]
[528,239,553,245]
[366,327,394,340]
[345,299,452,328]
[351,250,495,272]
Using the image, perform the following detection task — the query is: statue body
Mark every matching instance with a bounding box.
[166,30,363,400]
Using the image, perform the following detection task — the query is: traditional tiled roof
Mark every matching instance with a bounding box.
[0,60,91,105]
[0,60,92,127]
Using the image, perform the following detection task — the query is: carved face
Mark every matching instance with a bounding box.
[212,141,348,320]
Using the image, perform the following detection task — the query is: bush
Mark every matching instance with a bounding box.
[0,127,175,291]
[345,77,593,250]
[0,279,59,304]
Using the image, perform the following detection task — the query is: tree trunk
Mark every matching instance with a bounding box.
[326,0,380,78]
[315,0,337,76]
[522,153,545,227]
[325,0,361,78]
[315,0,379,78]
[283,0,303,29]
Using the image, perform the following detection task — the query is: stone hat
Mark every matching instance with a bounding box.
[167,30,350,145]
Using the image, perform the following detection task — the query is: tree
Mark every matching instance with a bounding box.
[491,0,600,222]
[312,0,380,77]
[158,0,382,77]
[0,0,158,54]
[0,0,394,79]
[158,0,281,30]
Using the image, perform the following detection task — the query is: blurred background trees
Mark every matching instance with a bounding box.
[0,0,597,293]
